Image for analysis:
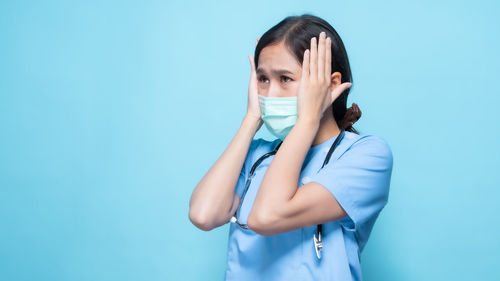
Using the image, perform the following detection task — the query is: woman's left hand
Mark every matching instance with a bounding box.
[297,31,352,123]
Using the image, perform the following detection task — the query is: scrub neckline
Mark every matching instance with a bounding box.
[308,131,342,154]
[271,131,343,153]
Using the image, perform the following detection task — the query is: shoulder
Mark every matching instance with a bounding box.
[349,133,392,154]
[342,132,393,164]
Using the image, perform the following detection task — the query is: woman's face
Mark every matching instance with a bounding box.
[256,41,302,98]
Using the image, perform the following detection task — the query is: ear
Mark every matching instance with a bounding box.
[329,72,342,90]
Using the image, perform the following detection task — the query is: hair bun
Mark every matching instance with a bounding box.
[340,103,362,130]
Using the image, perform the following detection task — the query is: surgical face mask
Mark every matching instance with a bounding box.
[258,94,298,140]
[258,94,325,141]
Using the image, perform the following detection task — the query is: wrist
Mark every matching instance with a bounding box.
[288,117,320,149]
[242,114,263,131]
[296,116,321,128]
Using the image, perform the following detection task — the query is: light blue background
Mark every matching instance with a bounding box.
[1,1,499,280]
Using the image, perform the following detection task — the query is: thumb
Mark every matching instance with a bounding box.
[330,82,352,101]
[248,54,256,72]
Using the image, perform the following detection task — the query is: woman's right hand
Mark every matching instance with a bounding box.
[246,38,263,123]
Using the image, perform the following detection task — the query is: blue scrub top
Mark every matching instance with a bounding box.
[224,131,394,281]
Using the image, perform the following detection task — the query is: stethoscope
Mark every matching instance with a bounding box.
[229,128,346,259]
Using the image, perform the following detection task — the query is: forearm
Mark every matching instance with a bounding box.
[250,117,320,223]
[189,115,263,229]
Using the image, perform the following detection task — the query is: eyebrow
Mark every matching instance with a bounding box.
[256,68,295,76]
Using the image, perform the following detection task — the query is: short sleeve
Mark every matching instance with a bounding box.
[235,138,262,198]
[310,135,394,241]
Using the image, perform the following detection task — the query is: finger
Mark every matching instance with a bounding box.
[302,49,310,80]
[325,36,332,80]
[317,32,325,83]
[330,82,353,101]
[256,37,260,46]
[310,36,317,80]
[249,54,256,73]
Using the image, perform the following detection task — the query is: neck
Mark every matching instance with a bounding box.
[311,111,341,147]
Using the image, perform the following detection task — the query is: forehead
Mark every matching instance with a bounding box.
[257,41,301,73]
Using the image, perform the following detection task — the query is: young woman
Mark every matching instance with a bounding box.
[189,13,393,281]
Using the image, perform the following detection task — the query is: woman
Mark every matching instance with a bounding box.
[189,13,393,281]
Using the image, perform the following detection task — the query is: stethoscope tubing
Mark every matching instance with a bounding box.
[231,128,346,258]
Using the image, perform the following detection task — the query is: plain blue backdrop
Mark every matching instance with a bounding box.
[1,0,499,280]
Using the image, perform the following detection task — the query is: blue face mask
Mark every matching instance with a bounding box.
[258,94,325,141]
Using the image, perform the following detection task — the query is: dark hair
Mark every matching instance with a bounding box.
[254,13,362,134]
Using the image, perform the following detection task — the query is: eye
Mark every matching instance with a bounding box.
[281,76,292,82]
[258,75,269,83]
